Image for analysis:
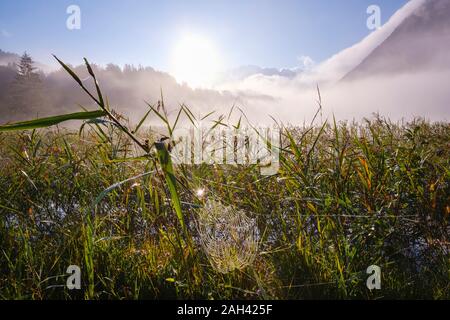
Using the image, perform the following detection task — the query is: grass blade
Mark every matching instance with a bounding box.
[0,110,106,132]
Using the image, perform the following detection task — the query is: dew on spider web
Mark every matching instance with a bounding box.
[196,199,259,274]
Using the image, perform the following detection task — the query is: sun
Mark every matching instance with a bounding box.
[171,34,222,88]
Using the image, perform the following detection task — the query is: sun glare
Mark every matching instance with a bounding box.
[171,34,222,88]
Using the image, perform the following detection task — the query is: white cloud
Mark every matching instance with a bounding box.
[297,56,315,71]
[1,29,12,38]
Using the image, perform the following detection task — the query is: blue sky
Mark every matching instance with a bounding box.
[0,0,409,71]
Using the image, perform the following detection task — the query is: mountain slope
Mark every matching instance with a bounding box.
[343,0,450,81]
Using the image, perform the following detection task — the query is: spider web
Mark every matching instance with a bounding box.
[196,199,259,273]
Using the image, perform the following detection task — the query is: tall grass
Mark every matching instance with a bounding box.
[0,58,448,299]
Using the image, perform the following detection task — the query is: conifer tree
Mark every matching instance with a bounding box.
[16,52,37,80]
[8,52,44,119]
